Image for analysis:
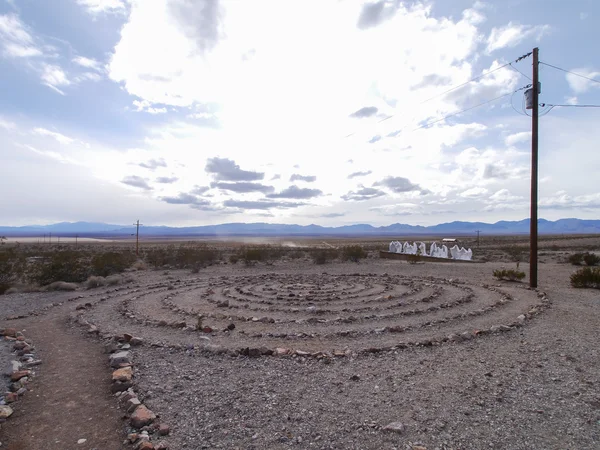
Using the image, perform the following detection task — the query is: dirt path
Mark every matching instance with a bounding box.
[0,310,126,450]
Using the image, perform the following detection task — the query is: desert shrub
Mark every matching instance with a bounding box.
[502,245,527,262]
[568,253,585,266]
[240,247,269,265]
[493,268,526,282]
[341,245,367,262]
[105,274,123,286]
[288,249,305,260]
[85,275,106,289]
[4,287,19,295]
[570,267,600,289]
[0,248,26,294]
[174,244,218,268]
[229,254,239,264]
[91,251,136,277]
[44,281,78,291]
[144,247,171,268]
[33,250,91,285]
[132,260,148,271]
[583,252,600,266]
[310,248,338,265]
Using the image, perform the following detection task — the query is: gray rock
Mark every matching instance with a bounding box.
[383,422,405,434]
[109,351,131,368]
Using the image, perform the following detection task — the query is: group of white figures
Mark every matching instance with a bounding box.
[388,241,473,261]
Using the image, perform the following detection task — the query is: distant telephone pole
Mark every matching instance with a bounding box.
[133,220,143,256]
[475,230,481,248]
[75,234,78,247]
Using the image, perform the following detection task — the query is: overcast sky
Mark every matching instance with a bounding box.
[1,0,599,227]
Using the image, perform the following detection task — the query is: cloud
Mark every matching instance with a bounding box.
[0,118,17,131]
[369,203,421,216]
[566,68,600,94]
[267,185,322,199]
[459,187,488,198]
[32,127,75,144]
[482,163,510,180]
[190,185,210,195]
[41,64,70,92]
[206,157,264,181]
[341,187,386,201]
[168,0,223,52]
[161,192,210,206]
[489,189,523,203]
[320,212,345,218]
[349,106,378,118]
[348,170,372,179]
[72,56,102,71]
[155,176,179,184]
[139,158,167,170]
[210,181,274,193]
[133,99,168,114]
[505,131,530,146]
[374,176,422,193]
[368,135,381,144]
[223,199,306,210]
[271,174,281,180]
[121,175,153,190]
[357,1,399,30]
[290,173,316,182]
[0,13,42,58]
[486,22,549,53]
[76,0,127,14]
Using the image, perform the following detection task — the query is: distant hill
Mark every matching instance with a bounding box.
[1,218,599,237]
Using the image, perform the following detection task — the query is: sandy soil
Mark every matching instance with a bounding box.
[1,255,599,449]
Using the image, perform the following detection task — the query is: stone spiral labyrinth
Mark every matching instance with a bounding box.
[77,272,549,356]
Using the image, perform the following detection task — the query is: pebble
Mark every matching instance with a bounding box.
[77,438,87,444]
[0,405,13,419]
[130,405,157,428]
[382,421,405,434]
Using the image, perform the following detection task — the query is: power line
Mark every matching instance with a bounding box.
[540,62,600,85]
[508,62,532,81]
[413,84,531,131]
[540,103,600,108]
[374,51,534,124]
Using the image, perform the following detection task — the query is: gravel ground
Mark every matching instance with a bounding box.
[0,339,12,393]
[2,257,599,449]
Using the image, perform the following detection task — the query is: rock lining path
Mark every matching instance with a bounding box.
[0,308,125,450]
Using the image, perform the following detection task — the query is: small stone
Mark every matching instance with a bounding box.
[274,347,290,356]
[517,314,526,322]
[123,333,133,342]
[383,422,405,434]
[130,405,156,428]
[11,371,30,382]
[109,351,131,368]
[130,337,144,346]
[127,433,139,443]
[155,443,169,450]
[127,397,142,413]
[112,366,133,382]
[77,438,87,444]
[111,380,133,393]
[226,323,235,331]
[2,329,17,338]
[158,423,170,436]
[137,441,154,450]
[202,326,213,333]
[412,446,427,450]
[0,405,13,419]
[350,375,360,382]
[4,393,18,403]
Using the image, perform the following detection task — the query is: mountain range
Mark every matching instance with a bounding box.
[1,218,599,237]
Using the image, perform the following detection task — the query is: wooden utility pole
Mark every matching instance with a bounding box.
[476,230,481,248]
[134,220,142,256]
[530,47,539,288]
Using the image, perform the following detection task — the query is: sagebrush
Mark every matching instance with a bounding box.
[493,268,526,281]
[570,267,600,289]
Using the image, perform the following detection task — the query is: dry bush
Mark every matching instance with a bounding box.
[143,244,219,269]
[583,252,600,266]
[4,287,19,295]
[32,250,91,286]
[501,245,528,262]
[568,253,585,265]
[310,248,338,265]
[406,253,421,265]
[44,281,78,291]
[570,267,600,289]
[92,251,136,277]
[0,248,26,294]
[341,245,367,262]
[493,268,526,282]
[132,260,148,271]
[85,275,106,289]
[240,247,270,265]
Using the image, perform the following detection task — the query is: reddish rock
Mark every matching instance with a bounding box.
[158,423,170,436]
[123,333,133,342]
[274,347,290,356]
[137,442,154,450]
[130,405,156,428]
[3,328,17,337]
[112,366,133,382]
[202,326,213,333]
[4,392,18,403]
[11,370,30,382]
[155,444,169,450]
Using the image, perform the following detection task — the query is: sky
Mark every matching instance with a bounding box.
[1,0,599,227]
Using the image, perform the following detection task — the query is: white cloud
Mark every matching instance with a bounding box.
[0,117,16,131]
[566,68,600,94]
[76,0,127,14]
[565,96,578,105]
[133,99,168,114]
[0,13,42,58]
[486,22,549,53]
[73,55,102,71]
[505,131,529,146]
[40,64,70,92]
[459,187,488,198]
[489,189,523,203]
[32,127,75,145]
